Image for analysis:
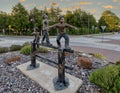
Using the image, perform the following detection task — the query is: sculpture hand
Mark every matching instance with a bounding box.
[75,27,78,30]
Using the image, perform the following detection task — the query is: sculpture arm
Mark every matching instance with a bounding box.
[65,23,78,30]
[49,23,58,29]
[32,31,36,35]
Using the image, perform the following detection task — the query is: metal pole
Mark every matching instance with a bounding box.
[88,13,90,34]
[102,32,103,43]
[53,48,73,90]
[31,42,37,67]
[58,49,65,84]
[27,42,40,70]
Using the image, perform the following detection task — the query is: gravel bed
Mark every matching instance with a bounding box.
[0,52,49,93]
[0,51,109,93]
[37,50,108,93]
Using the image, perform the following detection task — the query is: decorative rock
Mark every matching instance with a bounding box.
[77,56,92,69]
[5,56,21,64]
[0,50,107,93]
[65,52,70,56]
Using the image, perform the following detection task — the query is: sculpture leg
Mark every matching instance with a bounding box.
[33,38,36,43]
[36,37,40,48]
[63,34,69,49]
[45,32,50,44]
[41,31,46,44]
[56,34,62,48]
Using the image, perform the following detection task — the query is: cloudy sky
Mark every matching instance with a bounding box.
[0,0,120,20]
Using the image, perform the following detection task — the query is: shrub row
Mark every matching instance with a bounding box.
[20,45,51,55]
[90,63,120,93]
[0,42,30,54]
[0,47,8,53]
[0,41,51,55]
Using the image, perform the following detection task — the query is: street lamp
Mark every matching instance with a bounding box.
[101,25,106,43]
[87,12,90,34]
[80,13,83,34]
[30,10,35,30]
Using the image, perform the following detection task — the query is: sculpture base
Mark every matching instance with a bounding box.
[53,77,69,91]
[41,43,58,49]
[41,43,53,47]
[17,60,83,93]
[27,63,40,70]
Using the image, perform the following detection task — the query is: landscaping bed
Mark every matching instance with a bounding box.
[0,48,113,93]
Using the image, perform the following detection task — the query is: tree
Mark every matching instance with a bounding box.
[65,9,97,35]
[0,11,7,29]
[29,7,43,29]
[98,10,120,32]
[11,3,29,35]
[0,11,13,34]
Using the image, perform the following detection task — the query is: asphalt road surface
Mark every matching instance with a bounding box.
[0,33,120,62]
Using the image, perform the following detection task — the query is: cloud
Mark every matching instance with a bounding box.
[60,0,64,1]
[46,8,51,12]
[19,0,26,3]
[112,0,118,2]
[37,5,43,9]
[72,5,81,9]
[66,0,70,1]
[51,2,59,7]
[103,5,113,9]
[62,7,72,11]
[25,3,36,8]
[90,9,97,14]
[97,2,102,5]
[59,0,70,2]
[79,1,92,5]
[62,5,80,12]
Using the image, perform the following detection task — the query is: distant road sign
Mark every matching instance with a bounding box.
[101,26,106,32]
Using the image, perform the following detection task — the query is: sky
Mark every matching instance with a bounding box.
[0,0,120,20]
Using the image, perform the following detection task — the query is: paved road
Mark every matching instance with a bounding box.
[0,33,120,62]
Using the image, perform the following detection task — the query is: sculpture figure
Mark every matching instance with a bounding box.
[41,13,51,45]
[32,27,40,48]
[49,16,78,49]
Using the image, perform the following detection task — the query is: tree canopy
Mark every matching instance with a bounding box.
[98,10,120,32]
[0,3,119,35]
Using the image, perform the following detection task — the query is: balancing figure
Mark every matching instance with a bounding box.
[49,16,78,49]
[32,27,40,48]
[41,13,51,45]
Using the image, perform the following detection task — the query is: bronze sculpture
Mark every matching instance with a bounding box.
[32,27,40,48]
[49,16,78,49]
[41,13,51,45]
[30,15,75,90]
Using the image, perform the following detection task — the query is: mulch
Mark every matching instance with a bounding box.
[72,46,120,63]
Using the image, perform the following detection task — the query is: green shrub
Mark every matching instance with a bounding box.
[38,46,51,53]
[10,45,22,51]
[20,45,31,55]
[90,64,120,93]
[116,60,120,65]
[91,53,107,60]
[20,45,51,55]
[0,47,8,53]
[22,42,30,47]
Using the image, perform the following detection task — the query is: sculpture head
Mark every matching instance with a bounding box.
[58,16,64,23]
[42,13,48,19]
[34,27,39,32]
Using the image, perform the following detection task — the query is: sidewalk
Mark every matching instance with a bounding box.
[72,46,120,63]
